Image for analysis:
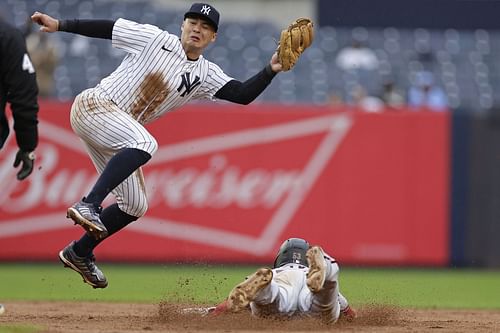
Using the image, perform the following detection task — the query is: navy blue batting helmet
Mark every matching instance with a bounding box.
[273,238,310,268]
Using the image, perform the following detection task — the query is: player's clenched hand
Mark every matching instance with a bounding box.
[270,52,283,73]
[31,12,59,33]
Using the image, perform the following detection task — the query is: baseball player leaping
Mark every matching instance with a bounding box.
[211,238,356,324]
[31,3,313,289]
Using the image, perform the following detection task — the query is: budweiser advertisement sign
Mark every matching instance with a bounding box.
[0,102,450,265]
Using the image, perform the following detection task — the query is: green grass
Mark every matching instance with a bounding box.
[342,268,500,309]
[0,263,249,304]
[0,326,39,333]
[0,263,499,309]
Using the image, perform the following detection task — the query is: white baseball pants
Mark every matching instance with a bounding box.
[69,87,158,217]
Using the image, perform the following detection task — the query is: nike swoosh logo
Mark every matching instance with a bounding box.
[162,45,173,52]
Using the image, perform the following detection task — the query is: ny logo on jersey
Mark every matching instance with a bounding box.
[201,5,211,15]
[177,72,201,97]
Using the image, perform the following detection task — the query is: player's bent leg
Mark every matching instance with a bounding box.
[306,246,342,323]
[227,268,273,312]
[99,203,139,236]
[114,168,149,218]
[83,148,152,207]
[58,241,108,289]
[306,246,326,292]
[68,89,154,233]
[308,280,341,324]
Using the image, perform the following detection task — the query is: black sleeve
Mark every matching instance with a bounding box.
[214,64,277,105]
[58,19,115,39]
[1,26,39,151]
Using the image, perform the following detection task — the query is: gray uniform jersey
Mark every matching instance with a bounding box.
[70,18,233,217]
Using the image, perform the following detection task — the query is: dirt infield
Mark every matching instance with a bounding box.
[0,301,499,333]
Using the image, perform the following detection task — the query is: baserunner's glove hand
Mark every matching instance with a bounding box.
[13,149,35,180]
[277,18,314,71]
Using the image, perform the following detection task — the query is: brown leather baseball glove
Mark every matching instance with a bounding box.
[277,18,314,71]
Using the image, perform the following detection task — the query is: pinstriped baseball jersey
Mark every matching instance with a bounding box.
[98,18,233,125]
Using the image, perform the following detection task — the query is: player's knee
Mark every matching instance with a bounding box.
[130,200,148,218]
[147,136,158,155]
[118,200,148,218]
[134,201,149,217]
[153,136,158,152]
[135,135,158,156]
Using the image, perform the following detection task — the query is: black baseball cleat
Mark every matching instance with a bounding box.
[58,241,108,289]
[66,199,108,240]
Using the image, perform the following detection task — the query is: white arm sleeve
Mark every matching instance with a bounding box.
[112,18,163,55]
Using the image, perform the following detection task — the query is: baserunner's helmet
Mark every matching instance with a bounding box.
[273,238,310,268]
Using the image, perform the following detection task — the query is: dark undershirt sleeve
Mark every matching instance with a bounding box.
[58,19,115,39]
[214,64,278,105]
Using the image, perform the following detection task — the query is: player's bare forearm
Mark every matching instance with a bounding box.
[31,12,59,33]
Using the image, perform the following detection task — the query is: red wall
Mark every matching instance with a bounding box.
[0,102,450,265]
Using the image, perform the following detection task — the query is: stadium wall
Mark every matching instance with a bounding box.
[1,101,450,266]
[318,0,500,29]
[451,110,500,267]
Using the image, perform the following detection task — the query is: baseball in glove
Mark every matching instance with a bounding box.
[277,18,314,71]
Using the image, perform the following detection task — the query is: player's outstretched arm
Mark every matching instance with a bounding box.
[214,54,282,105]
[32,12,115,40]
[214,31,284,105]
[31,12,59,33]
[214,63,278,105]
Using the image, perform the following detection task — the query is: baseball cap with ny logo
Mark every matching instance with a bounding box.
[184,3,220,32]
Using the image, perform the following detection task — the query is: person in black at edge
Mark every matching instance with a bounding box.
[0,17,39,180]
